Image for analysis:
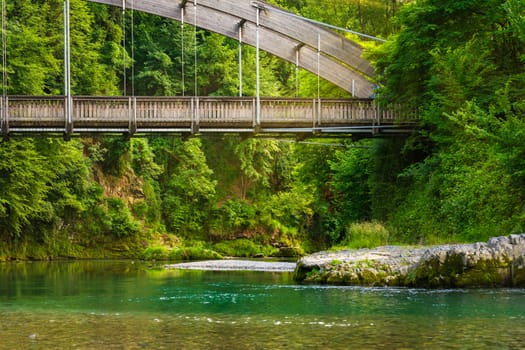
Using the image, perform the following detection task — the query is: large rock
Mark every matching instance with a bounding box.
[294,234,525,288]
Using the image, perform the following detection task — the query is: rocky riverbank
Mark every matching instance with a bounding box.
[294,234,525,288]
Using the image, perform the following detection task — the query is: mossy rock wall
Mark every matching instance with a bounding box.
[409,250,510,288]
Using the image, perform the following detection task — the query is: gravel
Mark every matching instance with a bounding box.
[165,259,297,272]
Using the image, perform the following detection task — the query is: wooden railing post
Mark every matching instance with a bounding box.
[375,101,381,129]
[128,96,137,135]
[252,97,256,128]
[192,97,199,134]
[0,95,7,136]
[312,98,316,130]
[0,95,3,135]
[65,96,73,138]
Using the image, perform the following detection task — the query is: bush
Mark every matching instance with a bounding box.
[168,247,223,261]
[337,221,390,249]
[213,239,259,257]
[213,239,278,257]
[105,198,141,238]
[215,199,257,235]
[142,246,169,260]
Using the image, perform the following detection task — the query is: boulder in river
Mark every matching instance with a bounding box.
[294,234,525,288]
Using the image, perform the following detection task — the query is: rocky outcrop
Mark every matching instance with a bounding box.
[294,234,525,288]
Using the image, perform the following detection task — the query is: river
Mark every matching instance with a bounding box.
[0,260,524,349]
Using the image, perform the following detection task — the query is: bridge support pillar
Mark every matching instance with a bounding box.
[1,96,6,137]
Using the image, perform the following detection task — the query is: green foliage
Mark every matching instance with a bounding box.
[103,198,141,238]
[4,1,121,95]
[234,139,284,197]
[329,142,372,224]
[131,139,162,179]
[0,140,53,238]
[142,244,224,261]
[213,239,266,258]
[293,141,339,244]
[159,139,217,237]
[337,222,390,249]
[269,0,410,37]
[259,184,315,236]
[131,13,185,95]
[4,0,524,261]
[168,247,223,261]
[98,138,132,176]
[374,0,506,106]
[213,199,257,237]
[367,0,525,245]
[142,246,168,260]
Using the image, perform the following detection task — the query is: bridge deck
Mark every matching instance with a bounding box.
[0,96,417,136]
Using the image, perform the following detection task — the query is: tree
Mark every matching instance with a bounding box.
[160,139,217,237]
[369,0,525,243]
[0,140,53,238]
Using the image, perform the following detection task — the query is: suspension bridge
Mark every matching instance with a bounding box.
[0,0,418,137]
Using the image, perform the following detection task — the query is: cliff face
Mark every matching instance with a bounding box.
[294,234,525,288]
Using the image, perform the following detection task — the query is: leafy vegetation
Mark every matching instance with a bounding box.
[0,0,523,260]
[370,0,525,243]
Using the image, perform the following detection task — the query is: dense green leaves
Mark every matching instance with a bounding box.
[0,140,53,238]
[369,0,525,243]
[158,139,217,236]
[269,0,406,37]
[2,0,523,259]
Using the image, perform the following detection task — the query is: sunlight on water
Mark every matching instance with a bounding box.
[1,261,524,349]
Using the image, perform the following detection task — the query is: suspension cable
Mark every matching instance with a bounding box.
[181,7,185,96]
[131,0,134,96]
[238,23,243,97]
[295,49,299,97]
[193,0,197,96]
[122,0,126,96]
[1,0,6,134]
[2,0,6,99]
[317,33,320,101]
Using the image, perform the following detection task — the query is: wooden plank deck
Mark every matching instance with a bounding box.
[1,96,418,136]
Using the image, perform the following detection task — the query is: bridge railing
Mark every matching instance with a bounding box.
[198,97,254,129]
[74,96,132,130]
[378,103,419,122]
[2,96,67,132]
[0,96,418,135]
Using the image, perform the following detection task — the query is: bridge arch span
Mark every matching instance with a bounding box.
[88,0,374,97]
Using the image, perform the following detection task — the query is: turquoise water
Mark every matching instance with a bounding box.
[0,261,524,349]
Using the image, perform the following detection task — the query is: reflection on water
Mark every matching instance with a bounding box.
[1,261,524,349]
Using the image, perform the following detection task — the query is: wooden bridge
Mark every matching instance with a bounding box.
[0,2,420,138]
[0,96,416,137]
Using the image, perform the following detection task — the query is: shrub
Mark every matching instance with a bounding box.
[142,246,169,260]
[213,239,262,257]
[213,239,281,258]
[338,221,390,249]
[168,247,223,261]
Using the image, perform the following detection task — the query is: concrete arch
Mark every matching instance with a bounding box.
[88,0,374,97]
